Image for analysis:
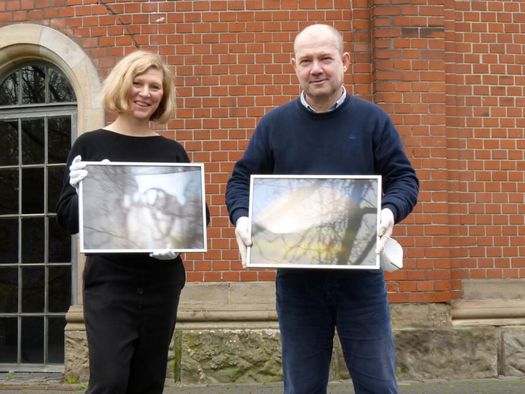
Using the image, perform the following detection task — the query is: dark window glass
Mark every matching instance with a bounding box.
[0,318,17,362]
[48,117,71,163]
[0,169,18,215]
[0,72,18,106]
[0,61,76,368]
[22,167,44,214]
[0,218,18,264]
[48,68,75,103]
[0,267,18,313]
[48,317,66,363]
[49,266,71,312]
[1,63,75,106]
[48,167,64,213]
[22,118,45,165]
[21,316,44,363]
[22,267,45,313]
[48,219,71,262]
[21,66,45,104]
[21,217,45,263]
[0,120,18,165]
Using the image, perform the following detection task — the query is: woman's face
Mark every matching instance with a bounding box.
[128,67,164,120]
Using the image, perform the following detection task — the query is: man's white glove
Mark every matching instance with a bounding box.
[69,155,87,193]
[376,208,395,253]
[235,216,252,268]
[149,249,180,260]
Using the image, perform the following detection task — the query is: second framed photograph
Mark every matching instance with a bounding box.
[247,175,381,269]
[79,162,207,253]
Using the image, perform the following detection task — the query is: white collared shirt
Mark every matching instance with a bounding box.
[300,87,347,113]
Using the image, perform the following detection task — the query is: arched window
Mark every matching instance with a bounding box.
[0,62,76,369]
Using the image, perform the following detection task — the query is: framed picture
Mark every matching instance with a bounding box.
[247,175,381,269]
[79,162,207,253]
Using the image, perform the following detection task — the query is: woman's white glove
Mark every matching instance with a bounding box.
[149,249,180,260]
[235,216,252,268]
[69,155,87,193]
[376,208,395,253]
[69,156,110,193]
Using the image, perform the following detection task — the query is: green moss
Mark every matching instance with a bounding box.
[172,330,183,383]
[64,374,80,385]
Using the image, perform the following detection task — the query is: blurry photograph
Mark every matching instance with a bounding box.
[247,175,381,269]
[79,162,206,253]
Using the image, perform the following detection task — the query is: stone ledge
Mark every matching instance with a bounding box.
[177,321,280,330]
[180,282,276,305]
[463,280,525,300]
[178,303,277,322]
[452,300,525,326]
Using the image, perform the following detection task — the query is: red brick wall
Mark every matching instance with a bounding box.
[371,1,450,303]
[2,0,524,303]
[444,0,525,299]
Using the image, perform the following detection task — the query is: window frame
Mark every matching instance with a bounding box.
[0,63,77,371]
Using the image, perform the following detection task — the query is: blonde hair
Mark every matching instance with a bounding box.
[101,50,176,123]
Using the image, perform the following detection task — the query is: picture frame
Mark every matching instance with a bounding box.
[79,162,207,253]
[247,175,381,269]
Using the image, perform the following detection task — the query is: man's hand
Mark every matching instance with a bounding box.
[235,216,252,268]
[376,208,394,253]
[69,155,88,193]
[149,249,180,260]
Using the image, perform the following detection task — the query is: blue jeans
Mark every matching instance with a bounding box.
[276,269,398,394]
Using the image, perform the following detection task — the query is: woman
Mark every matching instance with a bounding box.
[57,50,199,393]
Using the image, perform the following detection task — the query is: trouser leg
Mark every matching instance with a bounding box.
[335,271,398,394]
[82,258,185,394]
[83,268,138,394]
[127,280,182,394]
[276,270,335,394]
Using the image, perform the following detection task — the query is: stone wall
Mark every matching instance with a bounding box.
[64,281,525,384]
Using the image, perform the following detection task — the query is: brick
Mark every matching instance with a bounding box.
[2,1,524,304]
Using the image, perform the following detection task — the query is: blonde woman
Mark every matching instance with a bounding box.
[57,50,200,393]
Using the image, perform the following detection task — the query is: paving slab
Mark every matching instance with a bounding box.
[1,374,525,393]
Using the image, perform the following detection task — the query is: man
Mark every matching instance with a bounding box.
[226,24,419,394]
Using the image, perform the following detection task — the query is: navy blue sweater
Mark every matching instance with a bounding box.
[226,94,419,225]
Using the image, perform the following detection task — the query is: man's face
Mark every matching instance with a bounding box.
[292,27,349,110]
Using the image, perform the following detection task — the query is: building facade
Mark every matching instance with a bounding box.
[1,0,525,383]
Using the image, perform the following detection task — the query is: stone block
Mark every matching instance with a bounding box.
[331,335,350,380]
[391,303,451,329]
[180,283,230,305]
[500,327,525,376]
[395,327,498,381]
[175,328,282,384]
[64,329,89,382]
[229,282,275,305]
[462,279,525,300]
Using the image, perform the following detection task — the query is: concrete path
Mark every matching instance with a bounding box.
[2,377,525,393]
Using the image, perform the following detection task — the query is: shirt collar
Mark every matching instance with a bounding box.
[300,87,347,113]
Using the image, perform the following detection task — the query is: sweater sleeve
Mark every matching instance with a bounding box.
[374,115,419,223]
[55,148,82,234]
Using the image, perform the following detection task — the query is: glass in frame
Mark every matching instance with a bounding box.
[247,175,381,270]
